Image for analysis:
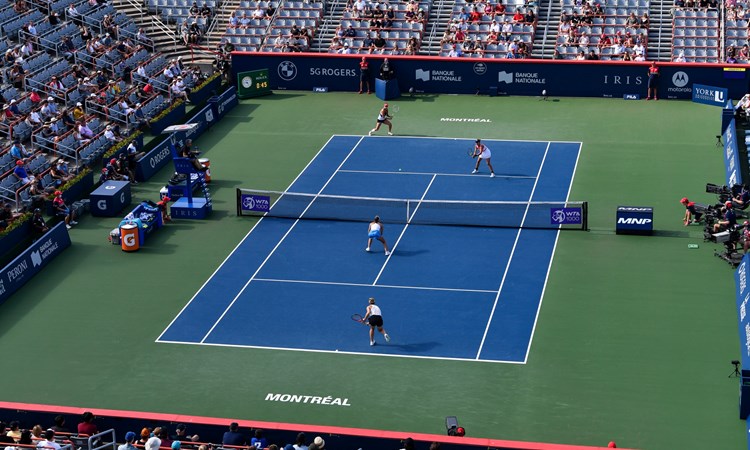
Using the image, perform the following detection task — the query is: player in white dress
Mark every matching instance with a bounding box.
[368,103,393,136]
[471,138,495,177]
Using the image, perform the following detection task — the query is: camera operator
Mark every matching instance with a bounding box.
[734,185,750,208]
[741,221,750,253]
[714,201,737,233]
[680,197,702,226]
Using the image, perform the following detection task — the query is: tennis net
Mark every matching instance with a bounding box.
[236,188,588,230]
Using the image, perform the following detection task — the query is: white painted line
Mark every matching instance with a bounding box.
[523,141,583,364]
[338,169,536,179]
[157,339,526,365]
[253,278,498,294]
[372,174,437,286]
[198,137,365,343]
[475,141,552,360]
[155,135,339,343]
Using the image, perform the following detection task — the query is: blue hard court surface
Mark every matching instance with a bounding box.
[158,136,581,363]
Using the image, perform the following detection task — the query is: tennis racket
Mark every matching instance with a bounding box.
[467,146,477,158]
[351,313,366,324]
[389,105,399,116]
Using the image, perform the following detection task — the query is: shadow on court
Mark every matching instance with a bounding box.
[384,341,440,353]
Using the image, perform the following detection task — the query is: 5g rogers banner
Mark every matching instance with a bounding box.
[231,53,749,99]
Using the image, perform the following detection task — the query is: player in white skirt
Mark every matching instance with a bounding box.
[471,138,495,178]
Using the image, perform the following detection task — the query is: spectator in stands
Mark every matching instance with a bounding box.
[6,422,21,442]
[585,49,599,60]
[50,416,68,434]
[14,0,27,13]
[524,8,535,23]
[578,32,589,50]
[0,204,18,230]
[50,159,73,184]
[13,160,34,185]
[67,3,81,25]
[728,46,738,63]
[136,28,152,49]
[222,423,247,446]
[501,19,513,41]
[673,50,686,62]
[469,6,482,22]
[72,102,85,121]
[373,33,387,53]
[405,36,420,54]
[77,120,94,141]
[37,429,60,450]
[104,125,121,144]
[511,8,524,23]
[30,208,47,235]
[447,43,463,57]
[145,429,162,450]
[78,412,97,436]
[10,139,31,163]
[507,37,519,57]
[131,103,149,130]
[593,3,604,17]
[60,36,77,61]
[494,1,506,15]
[48,76,64,97]
[171,424,197,443]
[292,433,308,450]
[201,3,212,17]
[171,79,190,103]
[25,110,42,128]
[118,432,137,450]
[597,33,610,50]
[740,44,750,61]
[8,99,19,117]
[353,0,365,17]
[9,63,26,89]
[251,4,264,19]
[239,12,251,27]
[308,437,324,450]
[250,430,267,449]
[264,3,276,18]
[190,1,200,16]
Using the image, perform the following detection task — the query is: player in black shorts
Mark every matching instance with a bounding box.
[363,297,390,346]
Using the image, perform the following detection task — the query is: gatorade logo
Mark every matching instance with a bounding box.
[97,200,107,210]
[105,185,116,190]
[120,193,125,203]
[123,234,136,247]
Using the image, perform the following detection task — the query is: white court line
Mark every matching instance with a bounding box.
[338,169,535,180]
[157,339,526,365]
[339,134,584,145]
[522,141,583,364]
[155,135,338,343]
[254,277,498,294]
[198,137,365,344]
[475,141,552,360]
[372,174,437,285]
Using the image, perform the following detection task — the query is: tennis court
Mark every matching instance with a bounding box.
[157,135,582,363]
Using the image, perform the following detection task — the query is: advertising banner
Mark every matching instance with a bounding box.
[0,222,71,306]
[232,54,749,99]
[724,118,742,187]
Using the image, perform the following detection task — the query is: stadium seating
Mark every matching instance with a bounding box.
[672,8,720,63]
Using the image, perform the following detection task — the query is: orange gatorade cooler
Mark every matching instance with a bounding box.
[120,223,140,252]
[199,158,211,182]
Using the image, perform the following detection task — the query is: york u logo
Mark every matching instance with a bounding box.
[123,234,136,247]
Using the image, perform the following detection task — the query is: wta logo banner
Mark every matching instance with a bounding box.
[692,83,729,107]
[550,207,582,225]
[241,194,271,212]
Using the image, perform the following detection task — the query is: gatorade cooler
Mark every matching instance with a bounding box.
[120,223,140,252]
[199,158,211,182]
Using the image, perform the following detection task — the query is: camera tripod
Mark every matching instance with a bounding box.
[717,135,724,147]
[730,365,741,378]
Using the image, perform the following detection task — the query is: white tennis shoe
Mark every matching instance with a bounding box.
[370,341,375,346]
[385,251,390,256]
[384,334,390,342]
[365,247,371,252]
[490,173,496,178]
[388,132,393,136]
[368,130,373,136]
[471,169,478,174]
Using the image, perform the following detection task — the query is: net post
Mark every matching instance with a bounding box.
[236,188,241,216]
[582,201,588,231]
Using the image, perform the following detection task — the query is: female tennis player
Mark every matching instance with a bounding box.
[368,103,393,136]
[366,216,390,255]
[471,139,495,177]
[363,297,390,346]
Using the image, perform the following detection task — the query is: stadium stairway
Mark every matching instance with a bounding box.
[113,0,218,64]
[311,0,345,52]
[649,0,673,61]
[204,0,242,55]
[421,0,456,55]
[532,0,560,59]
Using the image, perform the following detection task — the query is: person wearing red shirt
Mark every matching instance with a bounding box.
[77,412,96,436]
[512,8,524,23]
[494,2,506,14]
[469,9,482,22]
[359,57,371,94]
